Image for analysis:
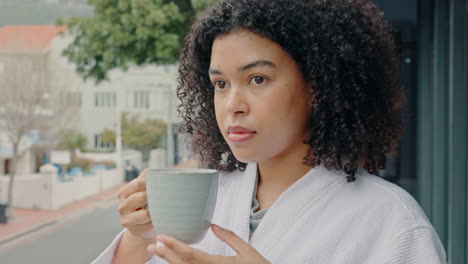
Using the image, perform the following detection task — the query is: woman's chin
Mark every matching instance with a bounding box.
[231,152,259,164]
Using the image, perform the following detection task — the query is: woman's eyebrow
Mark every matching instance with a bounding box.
[208,68,222,75]
[239,60,276,72]
[208,59,276,75]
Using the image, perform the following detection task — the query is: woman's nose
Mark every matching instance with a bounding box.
[225,86,249,115]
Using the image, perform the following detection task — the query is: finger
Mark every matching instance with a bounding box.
[148,242,184,264]
[157,235,213,263]
[211,224,253,255]
[118,191,147,214]
[138,168,149,179]
[117,169,148,200]
[117,178,146,201]
[120,208,152,227]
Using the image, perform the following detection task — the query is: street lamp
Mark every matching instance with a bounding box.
[115,89,123,181]
[165,83,174,168]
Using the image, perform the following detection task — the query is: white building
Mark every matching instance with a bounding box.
[0,25,191,176]
[0,25,65,176]
[50,32,191,166]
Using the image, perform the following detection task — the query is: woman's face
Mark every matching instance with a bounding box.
[210,29,312,164]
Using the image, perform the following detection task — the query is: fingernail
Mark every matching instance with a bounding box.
[211,223,223,231]
[156,240,166,247]
[147,245,157,254]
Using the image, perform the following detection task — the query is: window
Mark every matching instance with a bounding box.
[94,134,114,150]
[134,91,150,109]
[94,92,116,108]
[3,159,11,175]
[64,92,82,107]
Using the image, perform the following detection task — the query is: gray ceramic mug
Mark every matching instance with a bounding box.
[146,168,218,244]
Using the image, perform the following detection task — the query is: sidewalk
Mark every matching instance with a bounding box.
[0,184,124,246]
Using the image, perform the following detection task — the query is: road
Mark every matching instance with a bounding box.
[0,199,123,264]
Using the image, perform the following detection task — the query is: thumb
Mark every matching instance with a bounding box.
[138,168,149,179]
[211,224,252,255]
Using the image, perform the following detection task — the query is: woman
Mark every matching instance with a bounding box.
[93,0,446,263]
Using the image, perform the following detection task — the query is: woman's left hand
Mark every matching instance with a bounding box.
[147,224,270,264]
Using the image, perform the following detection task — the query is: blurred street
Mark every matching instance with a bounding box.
[0,196,122,264]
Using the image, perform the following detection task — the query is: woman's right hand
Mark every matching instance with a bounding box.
[117,168,157,242]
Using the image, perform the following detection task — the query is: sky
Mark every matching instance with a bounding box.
[0,0,417,26]
[0,0,92,26]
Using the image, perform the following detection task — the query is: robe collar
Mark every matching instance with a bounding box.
[228,163,343,257]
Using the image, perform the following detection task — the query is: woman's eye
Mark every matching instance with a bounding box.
[214,80,227,90]
[250,76,266,85]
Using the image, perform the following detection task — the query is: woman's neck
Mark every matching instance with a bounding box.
[255,143,313,209]
[257,158,312,190]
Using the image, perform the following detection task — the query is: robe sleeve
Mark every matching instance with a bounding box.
[90,229,167,264]
[383,225,447,264]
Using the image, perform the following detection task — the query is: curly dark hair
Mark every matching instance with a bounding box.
[177,0,404,182]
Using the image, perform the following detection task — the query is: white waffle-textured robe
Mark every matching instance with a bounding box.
[92,163,446,264]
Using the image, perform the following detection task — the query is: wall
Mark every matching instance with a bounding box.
[0,164,122,210]
[15,148,35,175]
[372,0,417,22]
[149,148,166,170]
[416,0,467,263]
[77,149,142,169]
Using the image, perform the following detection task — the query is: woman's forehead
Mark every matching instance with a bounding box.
[210,29,291,70]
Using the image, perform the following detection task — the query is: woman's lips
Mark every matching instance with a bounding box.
[227,131,256,143]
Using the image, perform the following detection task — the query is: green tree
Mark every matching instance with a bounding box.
[101,128,116,146]
[59,130,88,159]
[57,130,88,177]
[101,113,167,161]
[59,0,215,82]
